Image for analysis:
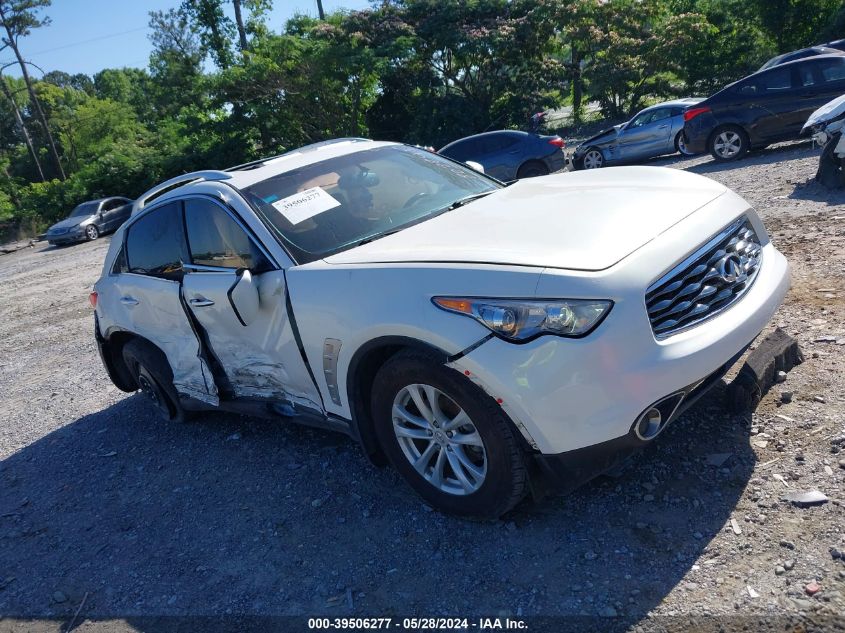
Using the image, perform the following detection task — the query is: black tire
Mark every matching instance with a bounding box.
[708,125,749,162]
[371,349,529,518]
[816,132,845,188]
[85,224,100,240]
[516,160,550,179]
[122,339,188,423]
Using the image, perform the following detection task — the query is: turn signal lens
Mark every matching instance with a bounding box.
[432,297,612,341]
[432,297,473,314]
[89,291,98,308]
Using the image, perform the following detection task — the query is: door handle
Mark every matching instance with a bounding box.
[120,296,139,306]
[189,297,215,307]
[658,125,669,129]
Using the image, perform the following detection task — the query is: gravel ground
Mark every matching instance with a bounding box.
[0,141,843,632]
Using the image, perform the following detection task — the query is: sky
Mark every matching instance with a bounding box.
[1,0,371,78]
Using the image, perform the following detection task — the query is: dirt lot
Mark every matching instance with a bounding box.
[0,141,843,632]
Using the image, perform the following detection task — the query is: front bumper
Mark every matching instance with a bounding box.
[449,235,789,456]
[534,344,747,492]
[47,232,83,245]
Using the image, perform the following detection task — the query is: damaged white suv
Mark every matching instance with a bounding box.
[92,139,789,518]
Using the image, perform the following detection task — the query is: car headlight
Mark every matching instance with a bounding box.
[432,297,612,341]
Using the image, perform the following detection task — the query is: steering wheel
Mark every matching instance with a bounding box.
[403,191,431,209]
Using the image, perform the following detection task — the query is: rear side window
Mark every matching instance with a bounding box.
[125,202,187,279]
[759,67,793,91]
[441,140,475,161]
[485,135,520,152]
[184,198,271,271]
[737,67,793,95]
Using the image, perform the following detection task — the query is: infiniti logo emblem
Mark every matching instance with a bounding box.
[717,254,743,283]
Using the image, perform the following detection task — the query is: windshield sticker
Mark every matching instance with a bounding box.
[271,186,341,224]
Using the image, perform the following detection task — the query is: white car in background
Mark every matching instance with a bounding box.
[91,139,789,518]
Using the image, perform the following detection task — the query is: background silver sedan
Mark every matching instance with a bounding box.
[572,98,703,169]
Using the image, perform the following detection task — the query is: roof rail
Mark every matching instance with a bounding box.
[131,170,232,215]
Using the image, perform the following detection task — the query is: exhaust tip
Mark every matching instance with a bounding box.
[632,392,685,441]
[635,408,662,440]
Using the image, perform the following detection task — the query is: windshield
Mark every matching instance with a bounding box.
[69,202,99,218]
[241,145,500,263]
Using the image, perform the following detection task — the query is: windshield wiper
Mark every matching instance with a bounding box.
[352,191,496,248]
[354,227,405,247]
[440,190,495,212]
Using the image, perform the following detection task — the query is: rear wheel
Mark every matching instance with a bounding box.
[85,224,100,240]
[516,160,549,179]
[122,339,188,423]
[709,126,748,162]
[371,349,529,518]
[675,132,694,156]
[580,147,604,169]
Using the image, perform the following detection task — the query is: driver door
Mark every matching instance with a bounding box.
[180,196,324,412]
[618,108,674,161]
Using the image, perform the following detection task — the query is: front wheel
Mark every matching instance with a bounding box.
[579,147,604,169]
[371,349,529,518]
[85,224,100,240]
[709,126,748,162]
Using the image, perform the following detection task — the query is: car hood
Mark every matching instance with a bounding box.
[323,167,727,271]
[48,215,92,231]
[803,94,845,132]
[575,125,622,151]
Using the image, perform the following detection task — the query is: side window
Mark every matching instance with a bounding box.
[818,60,845,83]
[103,199,122,211]
[184,198,272,272]
[648,108,671,122]
[629,111,654,128]
[759,67,793,92]
[126,202,187,279]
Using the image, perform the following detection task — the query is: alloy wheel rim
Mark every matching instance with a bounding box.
[584,150,603,169]
[392,383,487,495]
[678,136,690,155]
[86,225,98,239]
[714,132,741,158]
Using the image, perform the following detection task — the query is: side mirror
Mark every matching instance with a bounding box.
[465,160,485,174]
[228,269,260,327]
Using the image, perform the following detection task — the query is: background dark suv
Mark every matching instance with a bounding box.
[683,54,845,161]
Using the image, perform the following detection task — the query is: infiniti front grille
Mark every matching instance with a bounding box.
[646,216,762,338]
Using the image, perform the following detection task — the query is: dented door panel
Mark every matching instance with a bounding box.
[181,269,323,410]
[107,273,218,404]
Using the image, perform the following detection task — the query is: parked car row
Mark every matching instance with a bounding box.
[683,54,845,161]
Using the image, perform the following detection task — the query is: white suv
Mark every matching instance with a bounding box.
[92,139,789,518]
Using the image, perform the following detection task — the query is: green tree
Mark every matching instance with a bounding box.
[0,0,65,179]
[751,0,840,52]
